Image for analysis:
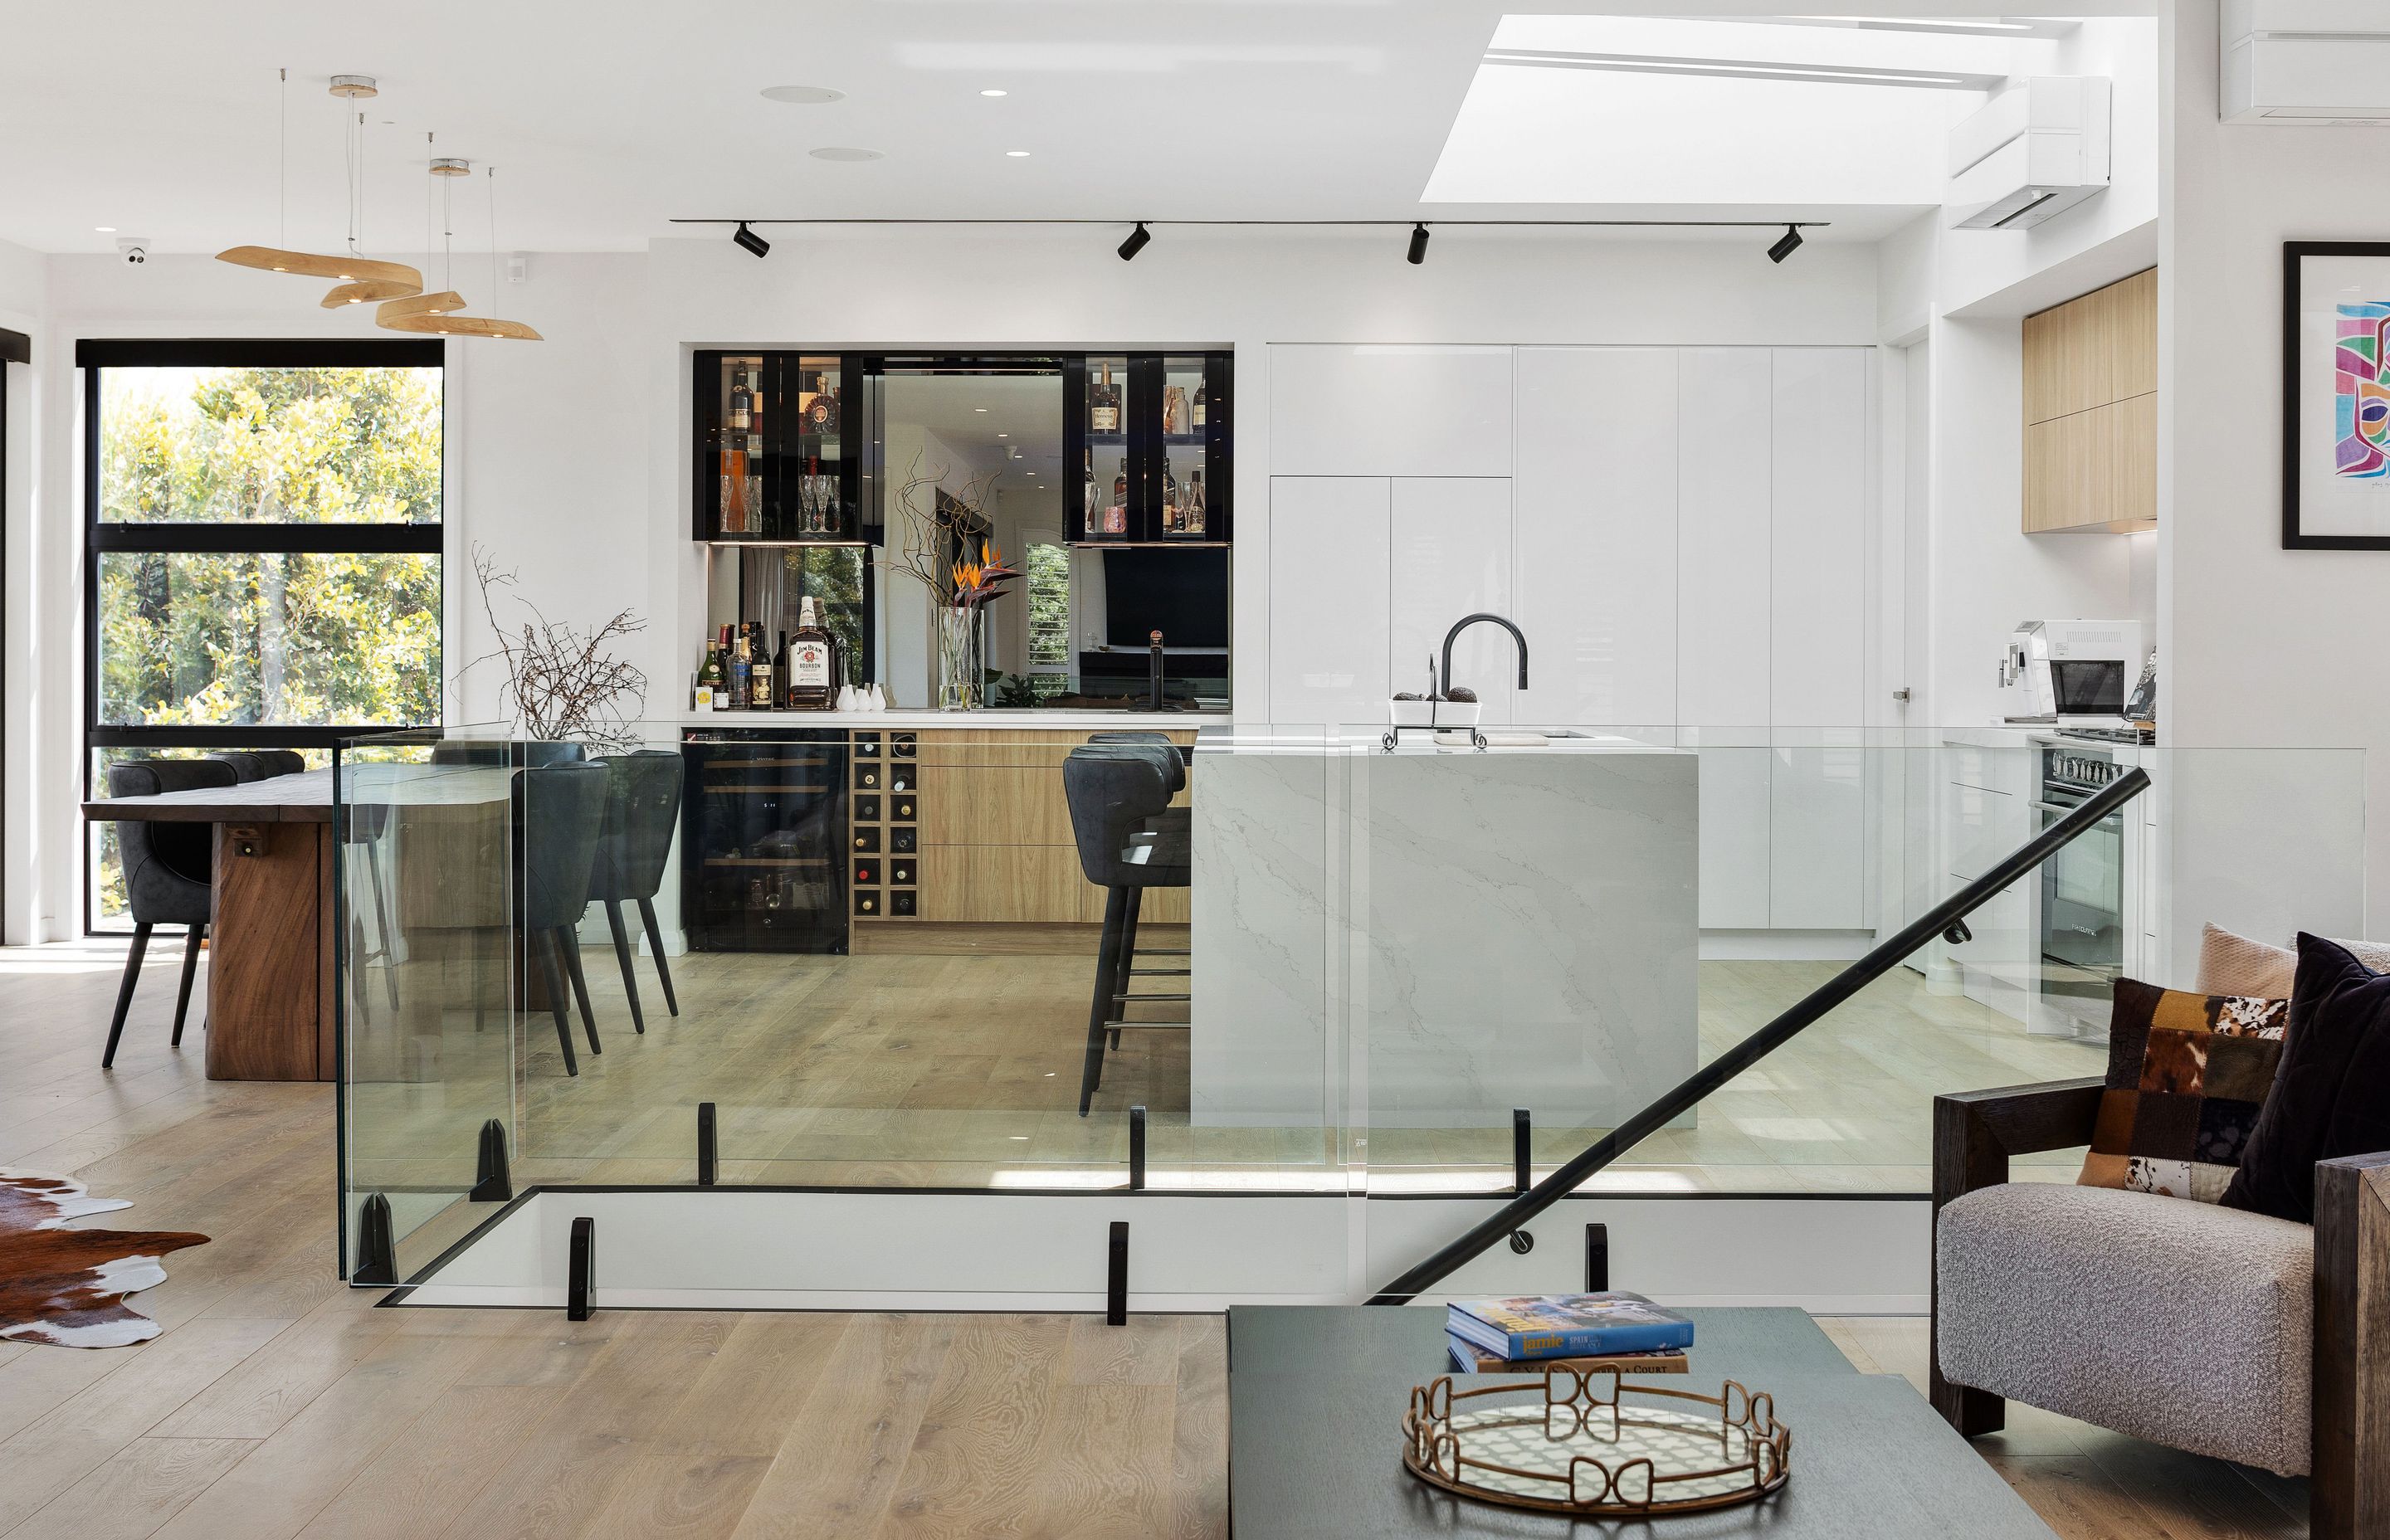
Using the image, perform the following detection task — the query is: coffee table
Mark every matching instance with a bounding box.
[1227,1305,2058,1538]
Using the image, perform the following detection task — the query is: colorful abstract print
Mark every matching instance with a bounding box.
[2335,301,2390,478]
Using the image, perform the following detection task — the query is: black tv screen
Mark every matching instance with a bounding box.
[1103,548,1229,650]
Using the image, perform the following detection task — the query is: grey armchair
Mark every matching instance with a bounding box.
[103,758,236,1067]
[1931,1077,2390,1538]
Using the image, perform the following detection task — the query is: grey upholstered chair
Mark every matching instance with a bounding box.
[256,749,307,777]
[1063,744,1190,1116]
[514,763,610,1075]
[432,739,588,768]
[103,758,237,1067]
[1933,1078,2390,1537]
[588,750,684,1033]
[204,751,272,783]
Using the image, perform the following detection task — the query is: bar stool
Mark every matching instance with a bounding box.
[588,750,685,1032]
[102,758,237,1067]
[1084,734,1191,1050]
[1064,745,1190,1116]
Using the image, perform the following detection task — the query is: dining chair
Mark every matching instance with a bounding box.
[102,758,237,1068]
[588,750,685,1032]
[204,751,271,782]
[256,750,308,776]
[515,763,610,1075]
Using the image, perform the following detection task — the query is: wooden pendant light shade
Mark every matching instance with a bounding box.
[378,309,542,340]
[320,279,425,308]
[375,290,468,324]
[217,246,424,286]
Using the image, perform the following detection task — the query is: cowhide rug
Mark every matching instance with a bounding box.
[0,1169,208,1348]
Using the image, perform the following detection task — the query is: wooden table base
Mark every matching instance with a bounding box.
[207,822,335,1081]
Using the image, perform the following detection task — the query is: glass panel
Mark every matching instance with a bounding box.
[788,355,846,538]
[97,364,441,524]
[95,549,441,728]
[1083,353,1131,541]
[1159,354,1211,539]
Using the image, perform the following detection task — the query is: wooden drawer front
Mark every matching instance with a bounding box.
[919,845,1103,924]
[920,767,1076,846]
[915,729,1194,767]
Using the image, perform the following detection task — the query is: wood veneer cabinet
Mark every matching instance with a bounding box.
[850,727,1194,928]
[2022,268,2158,534]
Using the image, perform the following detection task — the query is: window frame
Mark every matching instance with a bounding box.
[80,338,446,928]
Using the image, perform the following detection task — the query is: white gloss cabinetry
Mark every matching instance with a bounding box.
[1267,345,1513,478]
[1390,478,1515,720]
[1514,348,1678,728]
[1266,475,1391,728]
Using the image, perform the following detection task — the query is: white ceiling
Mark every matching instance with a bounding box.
[0,3,2157,256]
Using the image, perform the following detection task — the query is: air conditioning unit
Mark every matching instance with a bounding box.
[2222,0,2390,124]
[1944,77,2112,231]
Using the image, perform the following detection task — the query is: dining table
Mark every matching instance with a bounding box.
[81,763,515,1082]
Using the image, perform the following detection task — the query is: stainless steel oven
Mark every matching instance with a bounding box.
[2035,739,2126,1034]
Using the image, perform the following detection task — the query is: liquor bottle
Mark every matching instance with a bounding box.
[714,625,734,710]
[807,373,837,438]
[1192,378,1207,430]
[728,626,750,709]
[1082,448,1100,531]
[1104,467,1129,538]
[1183,469,1207,537]
[749,626,776,709]
[787,597,836,709]
[1160,454,1181,534]
[1163,384,1188,436]
[803,454,828,535]
[722,363,754,534]
[1090,363,1119,434]
[696,641,725,709]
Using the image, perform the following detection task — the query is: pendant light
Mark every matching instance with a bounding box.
[377,158,540,340]
[217,73,423,300]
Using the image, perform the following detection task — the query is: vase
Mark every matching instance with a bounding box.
[936,606,985,711]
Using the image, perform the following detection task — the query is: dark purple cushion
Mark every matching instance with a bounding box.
[2219,934,2390,1224]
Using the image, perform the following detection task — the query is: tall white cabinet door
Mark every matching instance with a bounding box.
[1700,744,1773,929]
[1675,350,1773,730]
[1267,345,1513,478]
[1768,349,1870,928]
[1390,478,1515,720]
[1513,348,1678,728]
[1268,476,1391,727]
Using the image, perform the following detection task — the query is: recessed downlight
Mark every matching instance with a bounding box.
[1005,149,1031,158]
[809,145,884,162]
[980,87,1007,97]
[95,225,116,232]
[762,85,845,105]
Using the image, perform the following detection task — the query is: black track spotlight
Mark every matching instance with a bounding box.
[1407,222,1430,266]
[1117,221,1152,261]
[1767,223,1803,265]
[733,220,771,259]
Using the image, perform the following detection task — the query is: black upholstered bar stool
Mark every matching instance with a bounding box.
[588,750,685,1033]
[1083,733,1191,1049]
[102,758,237,1067]
[515,763,610,1075]
[1064,745,1191,1116]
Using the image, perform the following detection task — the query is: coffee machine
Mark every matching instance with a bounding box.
[1997,619,2145,723]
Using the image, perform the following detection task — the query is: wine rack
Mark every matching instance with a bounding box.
[846,730,920,923]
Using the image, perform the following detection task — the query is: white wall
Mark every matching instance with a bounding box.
[2166,0,2390,932]
[0,236,48,944]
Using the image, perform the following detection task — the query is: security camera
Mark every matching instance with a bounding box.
[116,237,150,266]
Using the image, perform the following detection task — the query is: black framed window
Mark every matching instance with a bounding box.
[80,338,444,929]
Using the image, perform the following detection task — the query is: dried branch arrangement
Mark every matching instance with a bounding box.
[459,544,648,745]
[882,454,1012,609]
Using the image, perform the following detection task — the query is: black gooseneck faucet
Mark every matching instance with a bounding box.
[1439,612,1529,699]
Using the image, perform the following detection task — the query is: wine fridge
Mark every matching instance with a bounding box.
[681,727,850,953]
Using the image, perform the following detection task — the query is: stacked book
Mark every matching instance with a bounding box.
[1444,1292,1695,1375]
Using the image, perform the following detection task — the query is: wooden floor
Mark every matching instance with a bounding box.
[0,939,2303,1538]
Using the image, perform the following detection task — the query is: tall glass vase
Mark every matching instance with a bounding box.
[936,605,985,711]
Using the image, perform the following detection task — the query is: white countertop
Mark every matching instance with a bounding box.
[676,708,1225,731]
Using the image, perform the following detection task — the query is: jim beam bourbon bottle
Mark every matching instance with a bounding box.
[786,598,837,710]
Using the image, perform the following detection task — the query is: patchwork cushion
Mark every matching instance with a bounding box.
[2222,935,2390,1224]
[2075,978,2285,1202]
[1937,1182,2313,1476]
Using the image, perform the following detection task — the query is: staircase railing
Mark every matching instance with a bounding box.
[1366,765,2151,1306]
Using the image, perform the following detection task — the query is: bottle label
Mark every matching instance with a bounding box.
[793,641,831,688]
[1092,404,1118,432]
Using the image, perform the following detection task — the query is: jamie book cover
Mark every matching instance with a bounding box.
[1446,1292,1695,1362]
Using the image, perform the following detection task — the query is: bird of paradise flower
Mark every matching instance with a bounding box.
[949,545,1022,611]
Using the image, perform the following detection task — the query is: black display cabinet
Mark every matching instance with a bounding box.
[691,351,881,544]
[1063,352,1232,544]
[680,727,849,953]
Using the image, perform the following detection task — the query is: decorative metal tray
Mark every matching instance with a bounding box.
[1402,1367,1791,1516]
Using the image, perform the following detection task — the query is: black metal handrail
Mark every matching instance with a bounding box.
[1366,764,2151,1305]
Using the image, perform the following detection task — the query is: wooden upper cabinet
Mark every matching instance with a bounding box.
[2022,268,2158,534]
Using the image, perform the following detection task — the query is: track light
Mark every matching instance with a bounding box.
[733,221,771,259]
[1768,224,1803,264]
[1407,222,1429,265]
[1117,221,1151,261]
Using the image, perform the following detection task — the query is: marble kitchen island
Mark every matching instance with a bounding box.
[1189,729,1699,1133]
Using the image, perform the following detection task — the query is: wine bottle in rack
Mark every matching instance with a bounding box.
[1090,363,1120,434]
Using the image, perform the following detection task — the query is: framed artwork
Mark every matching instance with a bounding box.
[2285,241,2390,549]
